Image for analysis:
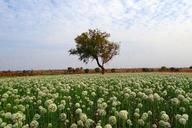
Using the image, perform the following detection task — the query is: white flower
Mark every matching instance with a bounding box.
[152,124,157,128]
[4,112,12,119]
[4,124,12,128]
[30,120,39,128]
[39,106,47,114]
[82,91,88,96]
[91,92,96,96]
[135,108,140,113]
[137,103,143,108]
[80,113,87,122]
[162,90,167,96]
[179,118,187,125]
[153,93,161,101]
[59,113,67,121]
[175,114,181,120]
[2,93,9,98]
[141,113,148,120]
[101,102,108,109]
[33,114,40,120]
[148,94,154,101]
[182,114,189,120]
[148,111,152,116]
[97,109,106,116]
[134,112,140,118]
[179,107,186,112]
[127,119,132,126]
[12,111,25,123]
[170,98,180,105]
[48,123,52,128]
[85,118,94,127]
[48,103,57,112]
[45,99,53,107]
[22,124,29,128]
[61,100,66,105]
[77,120,84,127]
[75,103,80,108]
[17,104,26,112]
[0,122,7,127]
[161,113,169,121]
[159,120,171,127]
[58,104,65,111]
[178,94,185,101]
[75,108,82,115]
[138,119,145,126]
[0,118,2,123]
[118,110,128,120]
[109,116,117,125]
[70,123,77,128]
[104,124,112,128]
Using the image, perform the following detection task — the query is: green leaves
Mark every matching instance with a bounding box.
[69,29,120,73]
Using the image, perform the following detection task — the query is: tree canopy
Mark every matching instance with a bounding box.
[69,29,119,74]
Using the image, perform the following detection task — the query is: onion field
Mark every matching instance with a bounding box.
[0,73,192,128]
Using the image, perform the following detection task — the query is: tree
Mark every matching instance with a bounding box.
[160,66,168,71]
[69,29,120,74]
[111,68,116,73]
[142,68,152,72]
[67,67,74,74]
[95,67,101,73]
[169,67,179,72]
[84,68,89,73]
[190,66,192,69]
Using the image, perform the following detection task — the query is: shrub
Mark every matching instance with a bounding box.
[75,68,80,73]
[95,68,101,73]
[190,66,192,69]
[67,67,74,73]
[111,68,116,73]
[169,67,179,72]
[142,68,153,72]
[160,66,168,71]
[84,69,89,73]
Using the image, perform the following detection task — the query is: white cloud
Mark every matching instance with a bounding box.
[0,0,192,70]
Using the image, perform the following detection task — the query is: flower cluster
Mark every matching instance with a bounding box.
[0,73,191,127]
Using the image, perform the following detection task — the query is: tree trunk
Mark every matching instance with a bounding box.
[95,57,105,74]
[101,66,105,74]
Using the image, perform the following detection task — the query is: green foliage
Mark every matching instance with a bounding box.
[67,67,74,73]
[111,68,116,73]
[190,66,192,69]
[95,67,101,73]
[160,66,168,71]
[169,67,179,72]
[69,29,120,74]
[142,68,153,72]
[84,68,89,73]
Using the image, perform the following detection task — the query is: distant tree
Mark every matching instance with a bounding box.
[190,66,192,69]
[95,67,101,73]
[111,68,116,73]
[84,69,89,73]
[142,68,153,72]
[67,67,73,74]
[75,68,80,73]
[23,70,27,73]
[160,66,168,71]
[169,67,179,72]
[69,29,120,74]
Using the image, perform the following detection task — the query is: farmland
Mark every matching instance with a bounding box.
[0,73,192,128]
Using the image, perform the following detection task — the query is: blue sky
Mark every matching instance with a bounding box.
[0,0,192,70]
